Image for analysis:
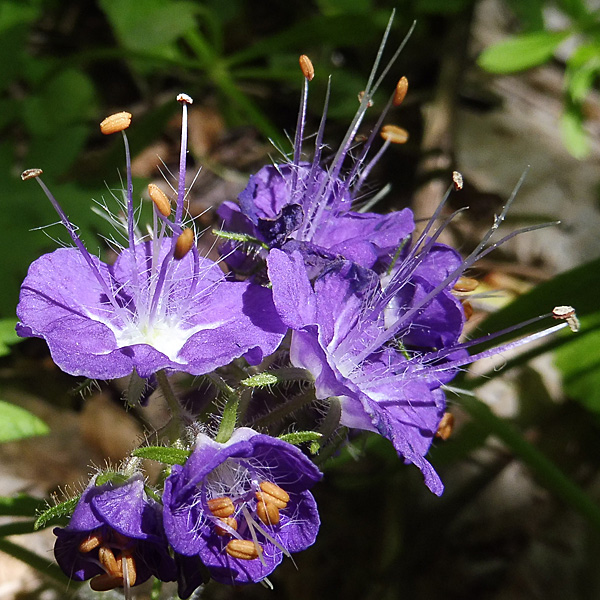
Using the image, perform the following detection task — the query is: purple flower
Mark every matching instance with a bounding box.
[16,97,286,379]
[163,427,322,586]
[53,474,176,591]
[267,238,570,496]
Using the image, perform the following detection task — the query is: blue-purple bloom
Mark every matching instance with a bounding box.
[53,474,176,591]
[16,97,286,379]
[163,427,322,586]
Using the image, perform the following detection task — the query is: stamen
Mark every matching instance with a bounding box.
[299,54,315,81]
[380,124,409,144]
[90,573,122,591]
[452,170,464,191]
[435,412,454,441]
[98,546,120,577]
[216,517,238,536]
[175,93,193,226]
[453,276,479,293]
[256,499,280,525]
[148,183,171,217]
[100,111,132,135]
[118,551,137,587]
[78,531,103,553]
[393,76,408,106]
[207,496,235,518]
[225,539,260,561]
[257,481,289,508]
[552,305,580,332]
[462,300,474,321]
[174,227,195,260]
[21,168,43,181]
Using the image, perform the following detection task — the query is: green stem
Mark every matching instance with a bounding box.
[0,538,73,587]
[252,387,318,428]
[208,373,240,444]
[458,393,600,530]
[155,370,183,442]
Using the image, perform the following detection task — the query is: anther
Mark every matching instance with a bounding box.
[257,481,289,508]
[452,170,464,191]
[357,91,374,107]
[380,124,409,144]
[90,574,122,592]
[177,93,193,105]
[78,531,103,553]
[393,76,409,106]
[174,228,195,260]
[435,412,455,441]
[299,55,315,81]
[462,300,474,321]
[207,496,235,518]
[99,546,120,577]
[100,111,132,135]
[148,183,171,217]
[453,276,479,293]
[21,168,43,181]
[256,498,281,525]
[215,517,238,536]
[116,552,137,586]
[552,305,580,332]
[225,539,260,561]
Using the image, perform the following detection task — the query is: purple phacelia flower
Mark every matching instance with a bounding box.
[163,427,322,587]
[16,96,286,379]
[267,231,571,495]
[218,28,416,273]
[53,474,176,592]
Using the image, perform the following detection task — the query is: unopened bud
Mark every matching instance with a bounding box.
[21,168,43,181]
[147,183,171,217]
[100,111,132,135]
[299,55,315,81]
[393,76,408,106]
[380,124,409,144]
[174,228,195,260]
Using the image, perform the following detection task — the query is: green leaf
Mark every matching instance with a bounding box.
[478,30,570,74]
[0,400,49,443]
[0,494,47,517]
[415,0,473,14]
[34,496,79,530]
[132,446,191,465]
[560,107,589,159]
[0,319,21,357]
[555,311,600,412]
[279,431,323,445]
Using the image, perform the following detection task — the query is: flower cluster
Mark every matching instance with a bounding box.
[17,22,575,599]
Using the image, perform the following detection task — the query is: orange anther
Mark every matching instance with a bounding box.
[299,55,315,81]
[225,539,260,560]
[90,573,122,591]
[453,277,478,293]
[148,183,171,217]
[207,496,235,518]
[257,481,289,508]
[462,300,473,321]
[380,125,409,145]
[78,532,103,553]
[98,546,120,577]
[116,551,137,587]
[215,517,238,536]
[100,111,132,135]
[435,412,455,441]
[174,228,195,260]
[393,76,408,106]
[256,498,280,525]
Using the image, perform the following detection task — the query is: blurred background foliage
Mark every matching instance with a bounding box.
[2,0,600,599]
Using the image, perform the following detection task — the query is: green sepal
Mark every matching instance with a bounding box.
[95,471,131,487]
[241,372,279,387]
[34,496,79,530]
[132,446,191,465]
[211,229,269,250]
[279,431,323,446]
